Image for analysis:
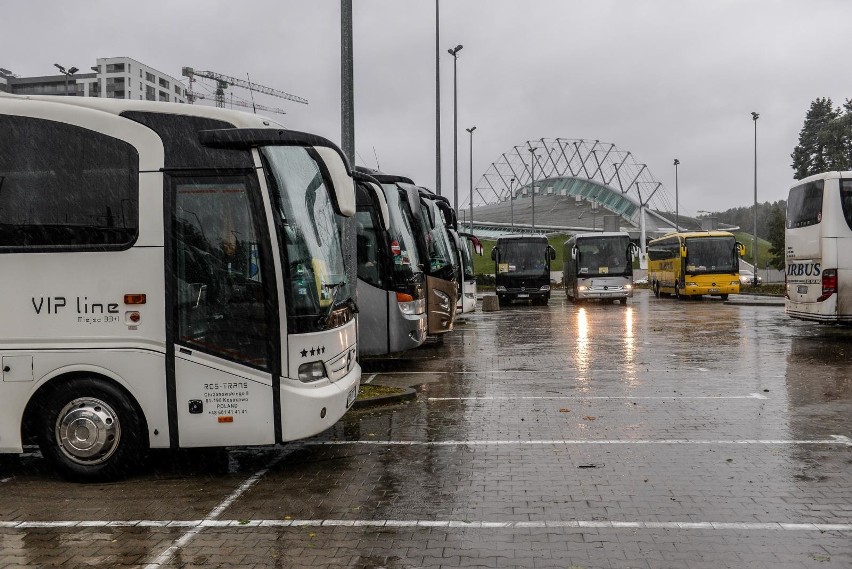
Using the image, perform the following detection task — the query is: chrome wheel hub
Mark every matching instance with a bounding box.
[55,397,121,465]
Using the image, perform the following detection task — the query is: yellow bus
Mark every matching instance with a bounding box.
[647,231,745,300]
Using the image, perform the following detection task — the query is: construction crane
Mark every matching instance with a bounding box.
[182,67,308,110]
[190,92,288,116]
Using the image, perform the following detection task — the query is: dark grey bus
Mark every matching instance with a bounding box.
[354,171,427,356]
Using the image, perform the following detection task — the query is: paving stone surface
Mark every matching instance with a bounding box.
[1,291,850,568]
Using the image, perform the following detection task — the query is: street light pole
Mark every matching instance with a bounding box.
[673,158,680,232]
[509,177,515,230]
[466,126,476,234]
[529,148,538,231]
[54,63,79,96]
[435,0,441,196]
[448,44,463,221]
[752,111,759,285]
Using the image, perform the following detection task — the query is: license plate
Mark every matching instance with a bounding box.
[517,293,529,298]
[797,285,808,294]
[709,288,719,293]
[346,386,357,408]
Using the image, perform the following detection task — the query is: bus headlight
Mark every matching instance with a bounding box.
[496,285,506,292]
[578,285,588,291]
[397,293,425,315]
[687,282,697,287]
[298,361,327,383]
[539,285,551,291]
[435,290,451,311]
[624,284,632,290]
[730,281,739,286]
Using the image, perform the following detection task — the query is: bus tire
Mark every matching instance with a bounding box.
[652,282,660,298]
[38,378,145,482]
[720,294,729,300]
[674,283,682,300]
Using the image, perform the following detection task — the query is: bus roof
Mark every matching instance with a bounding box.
[569,231,630,240]
[10,93,285,129]
[649,230,736,243]
[790,170,852,186]
[496,234,548,242]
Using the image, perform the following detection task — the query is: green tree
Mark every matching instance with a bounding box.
[791,97,840,180]
[791,97,852,179]
[766,205,786,270]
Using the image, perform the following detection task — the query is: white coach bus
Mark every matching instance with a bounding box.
[785,171,852,324]
[0,94,360,480]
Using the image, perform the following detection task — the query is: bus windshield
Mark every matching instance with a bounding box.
[421,199,455,278]
[460,238,475,280]
[500,240,548,276]
[577,236,630,276]
[262,146,349,332]
[787,180,824,229]
[382,184,423,283]
[685,236,737,274]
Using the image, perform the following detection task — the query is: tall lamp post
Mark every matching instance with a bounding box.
[673,158,680,232]
[447,44,463,220]
[529,148,538,231]
[509,177,515,230]
[752,112,759,285]
[435,0,441,196]
[466,126,476,233]
[54,63,79,96]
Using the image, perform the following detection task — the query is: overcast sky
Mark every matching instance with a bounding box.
[3,0,851,215]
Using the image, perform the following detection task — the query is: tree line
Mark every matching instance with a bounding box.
[705,96,852,270]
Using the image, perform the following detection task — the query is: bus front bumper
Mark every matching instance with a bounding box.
[279,362,361,442]
[684,282,739,296]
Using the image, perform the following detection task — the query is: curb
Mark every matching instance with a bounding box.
[351,386,417,409]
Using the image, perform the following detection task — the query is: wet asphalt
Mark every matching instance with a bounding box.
[1,289,851,568]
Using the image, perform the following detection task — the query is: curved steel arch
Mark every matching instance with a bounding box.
[467,138,673,227]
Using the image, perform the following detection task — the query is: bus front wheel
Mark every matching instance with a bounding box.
[652,282,660,298]
[38,378,145,482]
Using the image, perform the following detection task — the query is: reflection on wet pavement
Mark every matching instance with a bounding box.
[1,291,851,568]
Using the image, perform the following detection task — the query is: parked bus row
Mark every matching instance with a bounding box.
[0,94,486,481]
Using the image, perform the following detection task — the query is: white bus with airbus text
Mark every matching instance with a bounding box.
[785,171,852,324]
[0,94,361,481]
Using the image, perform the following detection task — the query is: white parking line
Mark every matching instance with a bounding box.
[309,435,852,447]
[429,393,768,401]
[143,455,282,569]
[363,374,377,384]
[372,369,714,375]
[0,518,849,532]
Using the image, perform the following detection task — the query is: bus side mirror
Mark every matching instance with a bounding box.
[681,246,687,257]
[313,146,356,217]
[571,246,577,260]
[548,246,556,260]
[736,242,745,256]
[628,243,639,261]
[491,247,498,261]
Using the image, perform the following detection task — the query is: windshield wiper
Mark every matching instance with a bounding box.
[317,281,355,328]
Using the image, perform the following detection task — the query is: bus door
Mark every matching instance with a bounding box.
[167,171,279,448]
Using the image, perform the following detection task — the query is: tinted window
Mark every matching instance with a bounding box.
[576,236,630,276]
[173,175,271,370]
[841,179,852,231]
[787,180,824,228]
[685,236,737,274]
[0,115,138,249]
[356,208,384,288]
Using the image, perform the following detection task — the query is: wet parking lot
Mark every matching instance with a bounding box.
[1,290,851,568]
